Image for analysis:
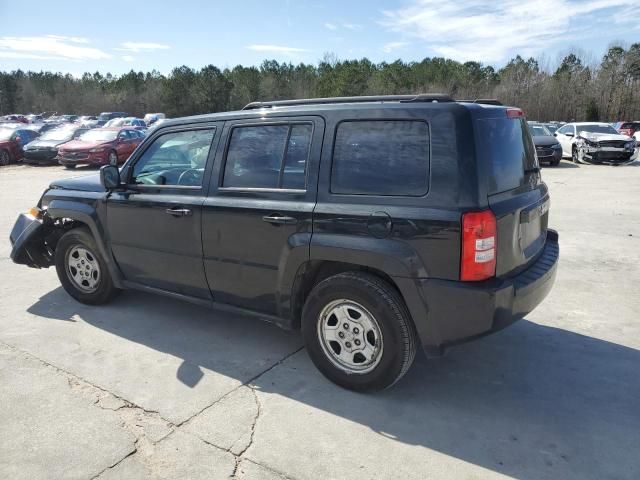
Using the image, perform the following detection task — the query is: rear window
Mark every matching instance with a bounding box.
[331,120,430,196]
[477,117,537,194]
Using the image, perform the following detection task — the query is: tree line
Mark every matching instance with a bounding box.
[1,45,639,122]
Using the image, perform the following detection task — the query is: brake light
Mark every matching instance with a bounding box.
[506,108,524,119]
[461,210,497,281]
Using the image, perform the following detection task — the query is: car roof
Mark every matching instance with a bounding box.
[157,96,508,130]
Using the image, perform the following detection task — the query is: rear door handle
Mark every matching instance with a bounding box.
[165,208,192,217]
[262,214,298,225]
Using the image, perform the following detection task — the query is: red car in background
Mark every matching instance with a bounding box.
[614,121,640,137]
[0,114,28,124]
[58,127,143,169]
[0,127,40,165]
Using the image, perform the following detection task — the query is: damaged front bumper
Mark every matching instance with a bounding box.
[579,146,636,165]
[9,213,54,268]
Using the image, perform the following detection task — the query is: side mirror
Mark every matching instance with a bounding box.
[100,165,121,190]
[553,133,557,137]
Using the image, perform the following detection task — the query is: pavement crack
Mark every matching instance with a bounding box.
[176,345,304,428]
[231,386,262,477]
[89,445,138,480]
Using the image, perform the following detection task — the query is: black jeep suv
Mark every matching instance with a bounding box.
[10,94,559,391]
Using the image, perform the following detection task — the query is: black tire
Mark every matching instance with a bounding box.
[55,227,120,305]
[551,158,561,167]
[0,149,10,166]
[301,272,417,391]
[108,150,118,166]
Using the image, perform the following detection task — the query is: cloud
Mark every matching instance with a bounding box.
[117,42,170,53]
[383,41,409,53]
[245,44,310,54]
[324,22,338,30]
[0,35,110,61]
[380,0,637,62]
[342,23,363,31]
[121,55,136,62]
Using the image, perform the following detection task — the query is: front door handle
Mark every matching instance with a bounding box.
[165,208,192,217]
[262,214,298,225]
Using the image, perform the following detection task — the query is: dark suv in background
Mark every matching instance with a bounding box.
[10,94,559,391]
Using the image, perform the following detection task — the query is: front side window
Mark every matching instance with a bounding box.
[222,123,312,189]
[132,128,215,187]
[331,120,430,196]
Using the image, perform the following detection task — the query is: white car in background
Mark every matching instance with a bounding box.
[555,122,636,164]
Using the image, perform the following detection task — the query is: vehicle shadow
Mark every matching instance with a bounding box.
[553,160,579,168]
[27,288,640,480]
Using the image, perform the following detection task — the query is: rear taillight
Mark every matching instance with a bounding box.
[506,108,524,119]
[461,210,497,281]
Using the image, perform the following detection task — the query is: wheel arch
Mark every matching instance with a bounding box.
[46,199,123,288]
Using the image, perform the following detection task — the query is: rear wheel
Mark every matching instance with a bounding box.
[0,149,10,166]
[302,272,417,391]
[55,228,120,305]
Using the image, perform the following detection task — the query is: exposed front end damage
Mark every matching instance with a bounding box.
[575,131,637,165]
[9,211,67,269]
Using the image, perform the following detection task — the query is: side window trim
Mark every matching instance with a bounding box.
[218,120,314,192]
[125,124,218,190]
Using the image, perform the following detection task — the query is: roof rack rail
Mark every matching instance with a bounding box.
[473,99,502,105]
[242,93,454,110]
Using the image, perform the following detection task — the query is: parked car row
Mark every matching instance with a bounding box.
[0,111,168,167]
[0,122,145,167]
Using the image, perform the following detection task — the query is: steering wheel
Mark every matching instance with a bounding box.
[177,168,201,186]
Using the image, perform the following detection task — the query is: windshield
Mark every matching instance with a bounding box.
[578,124,618,135]
[40,128,74,141]
[78,130,118,142]
[529,124,551,136]
[545,124,559,134]
[0,129,13,141]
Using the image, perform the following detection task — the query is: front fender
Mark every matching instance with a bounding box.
[46,199,123,288]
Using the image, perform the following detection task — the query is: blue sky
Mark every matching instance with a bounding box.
[1,0,639,76]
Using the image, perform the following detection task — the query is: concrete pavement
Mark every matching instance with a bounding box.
[0,161,639,479]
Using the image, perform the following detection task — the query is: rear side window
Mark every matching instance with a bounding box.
[223,123,312,189]
[331,120,430,196]
[477,117,537,194]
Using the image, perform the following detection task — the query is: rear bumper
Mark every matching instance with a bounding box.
[397,229,559,355]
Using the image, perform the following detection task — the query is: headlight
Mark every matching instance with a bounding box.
[583,138,598,147]
[89,147,105,153]
[625,141,636,149]
[552,143,561,149]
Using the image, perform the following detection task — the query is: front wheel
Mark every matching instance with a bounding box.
[302,272,417,391]
[55,228,120,305]
[572,147,581,164]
